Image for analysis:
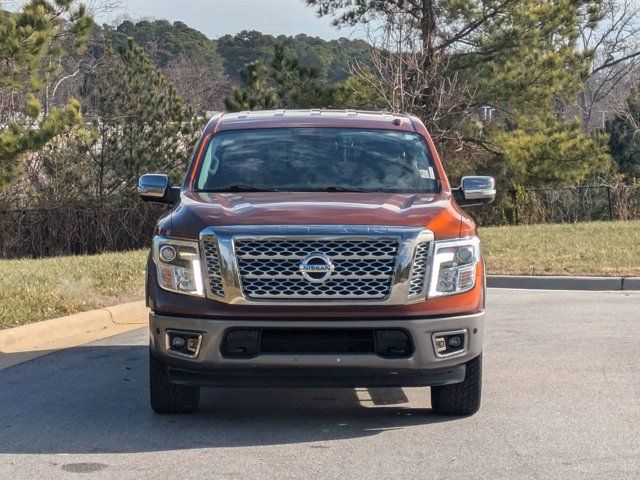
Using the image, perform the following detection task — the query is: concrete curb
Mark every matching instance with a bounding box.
[0,301,148,371]
[488,275,640,291]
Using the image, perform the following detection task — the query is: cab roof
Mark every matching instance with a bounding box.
[204,109,418,133]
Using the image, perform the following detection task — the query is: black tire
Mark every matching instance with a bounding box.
[149,350,200,414]
[430,353,482,416]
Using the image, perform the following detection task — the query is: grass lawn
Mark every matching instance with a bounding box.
[480,220,640,277]
[0,250,147,329]
[1,220,638,329]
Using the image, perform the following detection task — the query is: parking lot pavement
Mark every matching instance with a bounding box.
[0,289,639,479]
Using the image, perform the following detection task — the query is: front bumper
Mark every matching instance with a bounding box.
[149,311,485,388]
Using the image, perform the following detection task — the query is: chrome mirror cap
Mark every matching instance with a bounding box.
[460,176,496,203]
[138,173,169,200]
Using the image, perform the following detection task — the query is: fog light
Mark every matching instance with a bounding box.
[432,330,467,358]
[166,330,202,358]
[171,336,186,349]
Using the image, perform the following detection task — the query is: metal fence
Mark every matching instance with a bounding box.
[0,185,638,259]
[474,185,640,226]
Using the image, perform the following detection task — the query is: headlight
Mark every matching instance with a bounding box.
[153,236,204,297]
[428,236,481,297]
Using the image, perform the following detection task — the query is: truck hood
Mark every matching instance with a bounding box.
[167,191,464,240]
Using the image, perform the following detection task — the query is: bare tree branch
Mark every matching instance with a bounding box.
[578,0,640,130]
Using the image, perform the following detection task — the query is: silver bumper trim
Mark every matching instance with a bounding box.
[149,311,485,371]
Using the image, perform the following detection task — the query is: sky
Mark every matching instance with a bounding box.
[92,0,358,40]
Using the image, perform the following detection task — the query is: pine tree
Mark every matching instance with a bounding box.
[0,0,91,185]
[223,60,278,111]
[306,0,610,188]
[492,114,611,186]
[79,39,200,197]
[224,44,349,111]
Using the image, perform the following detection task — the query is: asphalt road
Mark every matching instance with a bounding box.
[1,289,639,479]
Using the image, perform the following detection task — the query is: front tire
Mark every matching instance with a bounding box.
[430,353,482,416]
[149,350,200,414]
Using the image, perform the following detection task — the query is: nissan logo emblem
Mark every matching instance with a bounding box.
[299,253,335,283]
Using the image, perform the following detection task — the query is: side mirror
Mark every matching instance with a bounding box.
[138,174,179,204]
[455,176,496,206]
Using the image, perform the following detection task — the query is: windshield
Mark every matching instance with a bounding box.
[195,128,439,193]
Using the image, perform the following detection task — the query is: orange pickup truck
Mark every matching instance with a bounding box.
[139,110,495,416]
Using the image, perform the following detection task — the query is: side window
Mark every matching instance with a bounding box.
[197,139,219,190]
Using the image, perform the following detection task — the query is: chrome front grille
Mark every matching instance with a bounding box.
[234,239,398,300]
[409,242,431,297]
[236,258,393,278]
[199,225,434,305]
[203,239,225,297]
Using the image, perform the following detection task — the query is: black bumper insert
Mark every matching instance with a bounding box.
[221,328,413,358]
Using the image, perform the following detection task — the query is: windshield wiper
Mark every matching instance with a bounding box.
[199,185,375,193]
[229,184,278,192]
[324,186,371,192]
[200,184,278,192]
